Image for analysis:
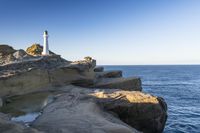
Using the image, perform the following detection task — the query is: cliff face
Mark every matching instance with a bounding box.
[0,44,167,133]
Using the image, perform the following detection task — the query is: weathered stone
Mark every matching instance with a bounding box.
[94,66,104,72]
[26,44,55,56]
[26,44,43,56]
[13,49,27,59]
[32,86,140,133]
[0,45,16,55]
[91,90,168,133]
[0,45,16,65]
[94,77,142,91]
[0,98,3,107]
[71,58,96,72]
[96,70,122,78]
[0,69,50,97]
[0,57,96,97]
[0,113,42,133]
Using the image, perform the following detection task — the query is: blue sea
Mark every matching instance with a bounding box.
[103,65,200,133]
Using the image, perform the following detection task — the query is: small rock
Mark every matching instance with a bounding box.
[96,70,122,78]
[94,66,104,72]
[94,77,142,91]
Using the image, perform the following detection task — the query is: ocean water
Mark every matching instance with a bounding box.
[103,65,200,133]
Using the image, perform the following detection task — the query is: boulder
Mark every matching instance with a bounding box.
[32,86,140,133]
[0,45,16,65]
[96,70,122,78]
[26,44,55,56]
[13,49,27,59]
[94,77,142,91]
[26,44,43,56]
[0,45,16,55]
[91,90,168,133]
[94,66,104,72]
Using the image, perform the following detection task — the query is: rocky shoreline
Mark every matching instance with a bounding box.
[0,44,167,133]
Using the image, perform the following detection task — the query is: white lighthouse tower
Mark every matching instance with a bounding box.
[42,30,49,55]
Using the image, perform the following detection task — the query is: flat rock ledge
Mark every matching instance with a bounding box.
[93,77,142,91]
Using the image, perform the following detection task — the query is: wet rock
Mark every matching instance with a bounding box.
[0,112,42,133]
[96,70,122,78]
[94,77,142,91]
[94,66,104,72]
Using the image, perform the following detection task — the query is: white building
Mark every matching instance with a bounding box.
[42,30,49,55]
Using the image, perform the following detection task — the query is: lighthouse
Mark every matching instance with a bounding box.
[42,30,49,55]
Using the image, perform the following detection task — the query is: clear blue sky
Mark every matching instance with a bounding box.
[0,0,200,65]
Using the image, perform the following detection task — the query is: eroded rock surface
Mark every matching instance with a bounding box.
[94,66,104,72]
[94,77,142,91]
[0,45,167,133]
[0,113,42,133]
[26,44,55,56]
[0,45,16,65]
[91,90,168,133]
[32,86,167,133]
[32,86,141,133]
[96,70,122,78]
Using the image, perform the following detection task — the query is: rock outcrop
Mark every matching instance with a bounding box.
[26,44,54,56]
[32,86,141,133]
[0,44,167,133]
[96,70,122,78]
[31,85,167,133]
[0,45,16,65]
[94,77,142,91]
[91,89,167,133]
[94,66,104,72]
[0,113,42,133]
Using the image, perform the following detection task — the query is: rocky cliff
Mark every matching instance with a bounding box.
[0,44,167,133]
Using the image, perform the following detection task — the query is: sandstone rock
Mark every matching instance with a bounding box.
[0,69,51,97]
[0,98,3,107]
[32,86,140,133]
[26,44,55,56]
[0,113,42,133]
[13,49,27,59]
[84,56,93,61]
[0,57,96,97]
[94,77,142,91]
[26,44,43,56]
[91,90,168,133]
[0,45,16,65]
[94,66,104,72]
[96,70,122,78]
[70,59,96,72]
[0,45,16,55]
